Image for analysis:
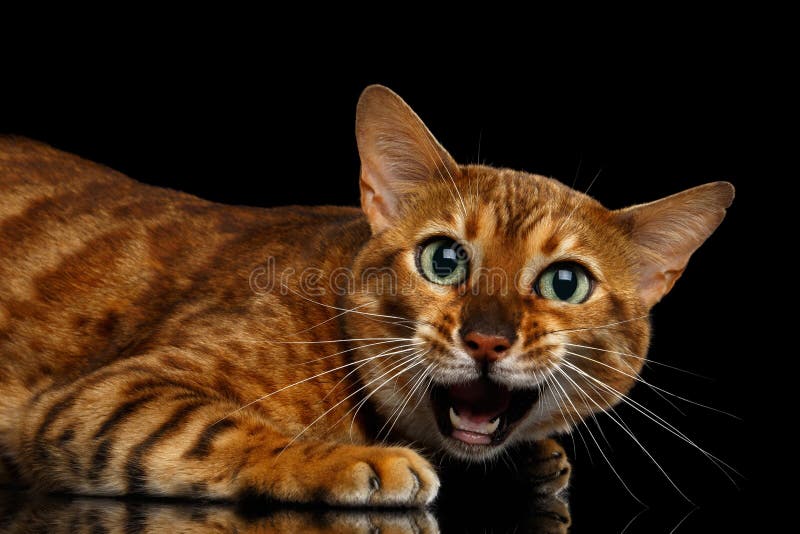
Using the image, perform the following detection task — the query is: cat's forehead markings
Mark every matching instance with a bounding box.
[517,220,579,266]
[541,232,562,256]
[543,233,578,256]
[464,209,480,240]
[523,227,605,281]
[414,220,465,241]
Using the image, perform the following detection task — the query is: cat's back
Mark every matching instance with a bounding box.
[0,138,365,398]
[0,136,365,311]
[0,136,364,263]
[0,136,142,213]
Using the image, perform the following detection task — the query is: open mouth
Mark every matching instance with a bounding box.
[430,378,541,447]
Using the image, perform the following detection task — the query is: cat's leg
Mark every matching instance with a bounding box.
[522,438,571,495]
[17,360,439,506]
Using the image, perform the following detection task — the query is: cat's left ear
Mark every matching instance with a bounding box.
[615,182,735,308]
[356,85,459,233]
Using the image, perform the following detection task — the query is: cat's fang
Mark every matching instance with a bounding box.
[449,406,500,435]
[449,406,460,427]
[485,416,500,434]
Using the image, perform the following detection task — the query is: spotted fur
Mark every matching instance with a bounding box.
[0,86,733,505]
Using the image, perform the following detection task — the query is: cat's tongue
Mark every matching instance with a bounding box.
[448,380,511,445]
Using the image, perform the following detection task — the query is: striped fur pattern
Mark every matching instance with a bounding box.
[0,86,733,506]
[0,488,570,533]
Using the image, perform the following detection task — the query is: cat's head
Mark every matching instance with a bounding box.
[344,85,733,461]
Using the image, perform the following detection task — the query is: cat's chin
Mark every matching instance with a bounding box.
[430,378,541,456]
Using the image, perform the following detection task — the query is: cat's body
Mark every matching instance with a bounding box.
[0,86,733,506]
[0,139,417,501]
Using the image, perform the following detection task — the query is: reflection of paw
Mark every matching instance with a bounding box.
[317,510,439,534]
[526,495,571,533]
[524,439,571,495]
[323,446,440,507]
[0,490,442,534]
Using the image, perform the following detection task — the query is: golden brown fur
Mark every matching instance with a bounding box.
[0,86,733,506]
[0,488,570,533]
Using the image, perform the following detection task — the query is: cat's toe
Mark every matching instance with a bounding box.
[525,439,571,495]
[326,447,439,507]
[369,450,439,506]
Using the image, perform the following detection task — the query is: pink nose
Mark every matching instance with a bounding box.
[462,332,512,362]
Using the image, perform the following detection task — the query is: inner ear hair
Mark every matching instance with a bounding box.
[355,85,459,233]
[615,181,734,308]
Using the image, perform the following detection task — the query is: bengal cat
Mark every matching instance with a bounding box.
[0,85,733,506]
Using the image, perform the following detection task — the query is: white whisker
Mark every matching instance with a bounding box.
[419,128,468,219]
[560,359,740,483]
[548,370,593,463]
[668,506,698,534]
[562,349,739,420]
[619,507,648,534]
[558,363,615,449]
[279,281,420,324]
[275,350,429,457]
[550,315,650,335]
[552,365,643,504]
[412,366,437,414]
[319,344,426,403]
[346,352,430,439]
[280,301,374,338]
[380,361,436,441]
[563,342,711,379]
[542,373,578,460]
[271,337,414,345]
[210,344,423,426]
[557,360,693,503]
[617,353,687,416]
[376,365,427,439]
[557,168,602,231]
[294,339,420,367]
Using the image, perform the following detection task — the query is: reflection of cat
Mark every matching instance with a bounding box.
[0,488,572,534]
[0,86,732,505]
[0,490,440,533]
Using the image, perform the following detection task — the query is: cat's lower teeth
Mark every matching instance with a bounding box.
[448,406,500,435]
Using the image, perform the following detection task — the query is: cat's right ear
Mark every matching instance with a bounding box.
[356,85,459,233]
[614,181,735,309]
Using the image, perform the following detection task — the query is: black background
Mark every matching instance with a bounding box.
[2,31,768,532]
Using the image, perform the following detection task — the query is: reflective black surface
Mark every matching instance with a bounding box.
[0,492,565,533]
[1,478,571,533]
[0,472,750,533]
[1,32,760,533]
[1,440,750,533]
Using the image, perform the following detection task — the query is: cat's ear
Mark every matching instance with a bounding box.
[356,85,459,233]
[615,182,735,308]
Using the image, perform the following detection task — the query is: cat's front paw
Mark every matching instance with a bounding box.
[524,439,571,495]
[325,446,440,507]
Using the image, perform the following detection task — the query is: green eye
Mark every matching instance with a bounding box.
[536,262,592,303]
[417,238,469,286]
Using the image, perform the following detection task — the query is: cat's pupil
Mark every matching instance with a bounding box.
[553,268,578,300]
[417,238,468,286]
[433,244,459,276]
